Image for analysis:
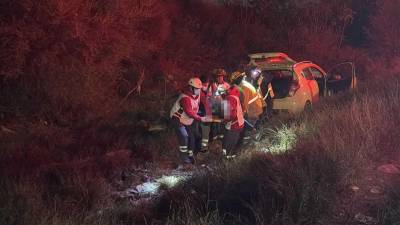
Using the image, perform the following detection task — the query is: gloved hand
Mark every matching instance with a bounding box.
[201,116,213,123]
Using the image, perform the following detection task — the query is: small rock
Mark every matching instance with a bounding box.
[354,213,377,224]
[1,125,15,134]
[135,182,160,194]
[350,185,360,192]
[377,164,400,174]
[370,186,384,194]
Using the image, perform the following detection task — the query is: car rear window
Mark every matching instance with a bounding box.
[263,70,294,80]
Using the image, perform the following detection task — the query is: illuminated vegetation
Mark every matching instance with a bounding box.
[1,0,400,224]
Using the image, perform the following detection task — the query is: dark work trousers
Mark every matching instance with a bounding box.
[243,116,258,140]
[238,115,255,145]
[222,128,242,156]
[200,122,211,149]
[210,123,224,140]
[191,121,202,155]
[171,117,196,158]
[210,97,224,140]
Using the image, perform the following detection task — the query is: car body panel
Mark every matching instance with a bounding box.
[248,52,357,114]
[294,63,320,104]
[326,62,357,95]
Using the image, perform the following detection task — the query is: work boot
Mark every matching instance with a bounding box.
[200,145,209,153]
[186,150,195,164]
[179,151,191,164]
[183,156,193,164]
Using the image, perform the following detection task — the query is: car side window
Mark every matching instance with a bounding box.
[301,68,314,80]
[310,67,324,79]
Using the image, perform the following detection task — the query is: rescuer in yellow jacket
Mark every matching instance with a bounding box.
[229,71,265,134]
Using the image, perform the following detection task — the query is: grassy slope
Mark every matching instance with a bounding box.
[157,76,400,225]
[0,77,399,225]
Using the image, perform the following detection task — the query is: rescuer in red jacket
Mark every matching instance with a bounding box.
[198,75,213,152]
[210,68,230,140]
[221,85,244,159]
[170,77,207,164]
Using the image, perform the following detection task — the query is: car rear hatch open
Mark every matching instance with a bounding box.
[249,52,297,99]
[249,52,296,69]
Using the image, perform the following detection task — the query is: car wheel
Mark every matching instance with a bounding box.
[304,101,312,113]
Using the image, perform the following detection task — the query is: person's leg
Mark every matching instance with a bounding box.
[210,123,219,141]
[200,122,211,152]
[186,123,196,163]
[218,123,224,139]
[222,128,241,158]
[243,117,257,142]
[190,121,202,156]
[172,118,190,163]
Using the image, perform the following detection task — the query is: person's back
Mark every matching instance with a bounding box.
[220,86,244,158]
[240,80,264,121]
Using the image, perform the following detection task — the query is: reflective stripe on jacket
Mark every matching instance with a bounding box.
[240,80,264,120]
[170,92,200,125]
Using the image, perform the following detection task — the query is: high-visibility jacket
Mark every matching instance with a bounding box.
[170,90,201,125]
[222,87,244,130]
[239,80,264,120]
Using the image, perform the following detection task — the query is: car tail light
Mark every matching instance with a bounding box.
[288,81,300,97]
[267,57,284,63]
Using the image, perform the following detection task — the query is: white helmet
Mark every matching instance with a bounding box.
[188,77,202,89]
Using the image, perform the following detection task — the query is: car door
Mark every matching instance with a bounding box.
[309,66,327,97]
[326,62,357,95]
[300,67,320,103]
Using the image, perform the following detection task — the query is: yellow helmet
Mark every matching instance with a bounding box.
[229,71,245,83]
[188,77,202,89]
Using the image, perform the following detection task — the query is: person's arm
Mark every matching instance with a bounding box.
[180,97,202,121]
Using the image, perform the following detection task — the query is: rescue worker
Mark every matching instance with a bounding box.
[170,77,207,164]
[221,85,244,159]
[229,71,264,141]
[229,71,264,127]
[198,75,213,153]
[245,64,275,120]
[210,68,230,140]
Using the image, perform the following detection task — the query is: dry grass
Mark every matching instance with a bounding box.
[1,76,399,225]
[156,76,400,225]
[0,1,399,224]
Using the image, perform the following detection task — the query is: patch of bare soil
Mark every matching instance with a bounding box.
[328,158,400,225]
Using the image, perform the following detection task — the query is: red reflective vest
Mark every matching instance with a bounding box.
[222,88,244,130]
[170,90,201,125]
